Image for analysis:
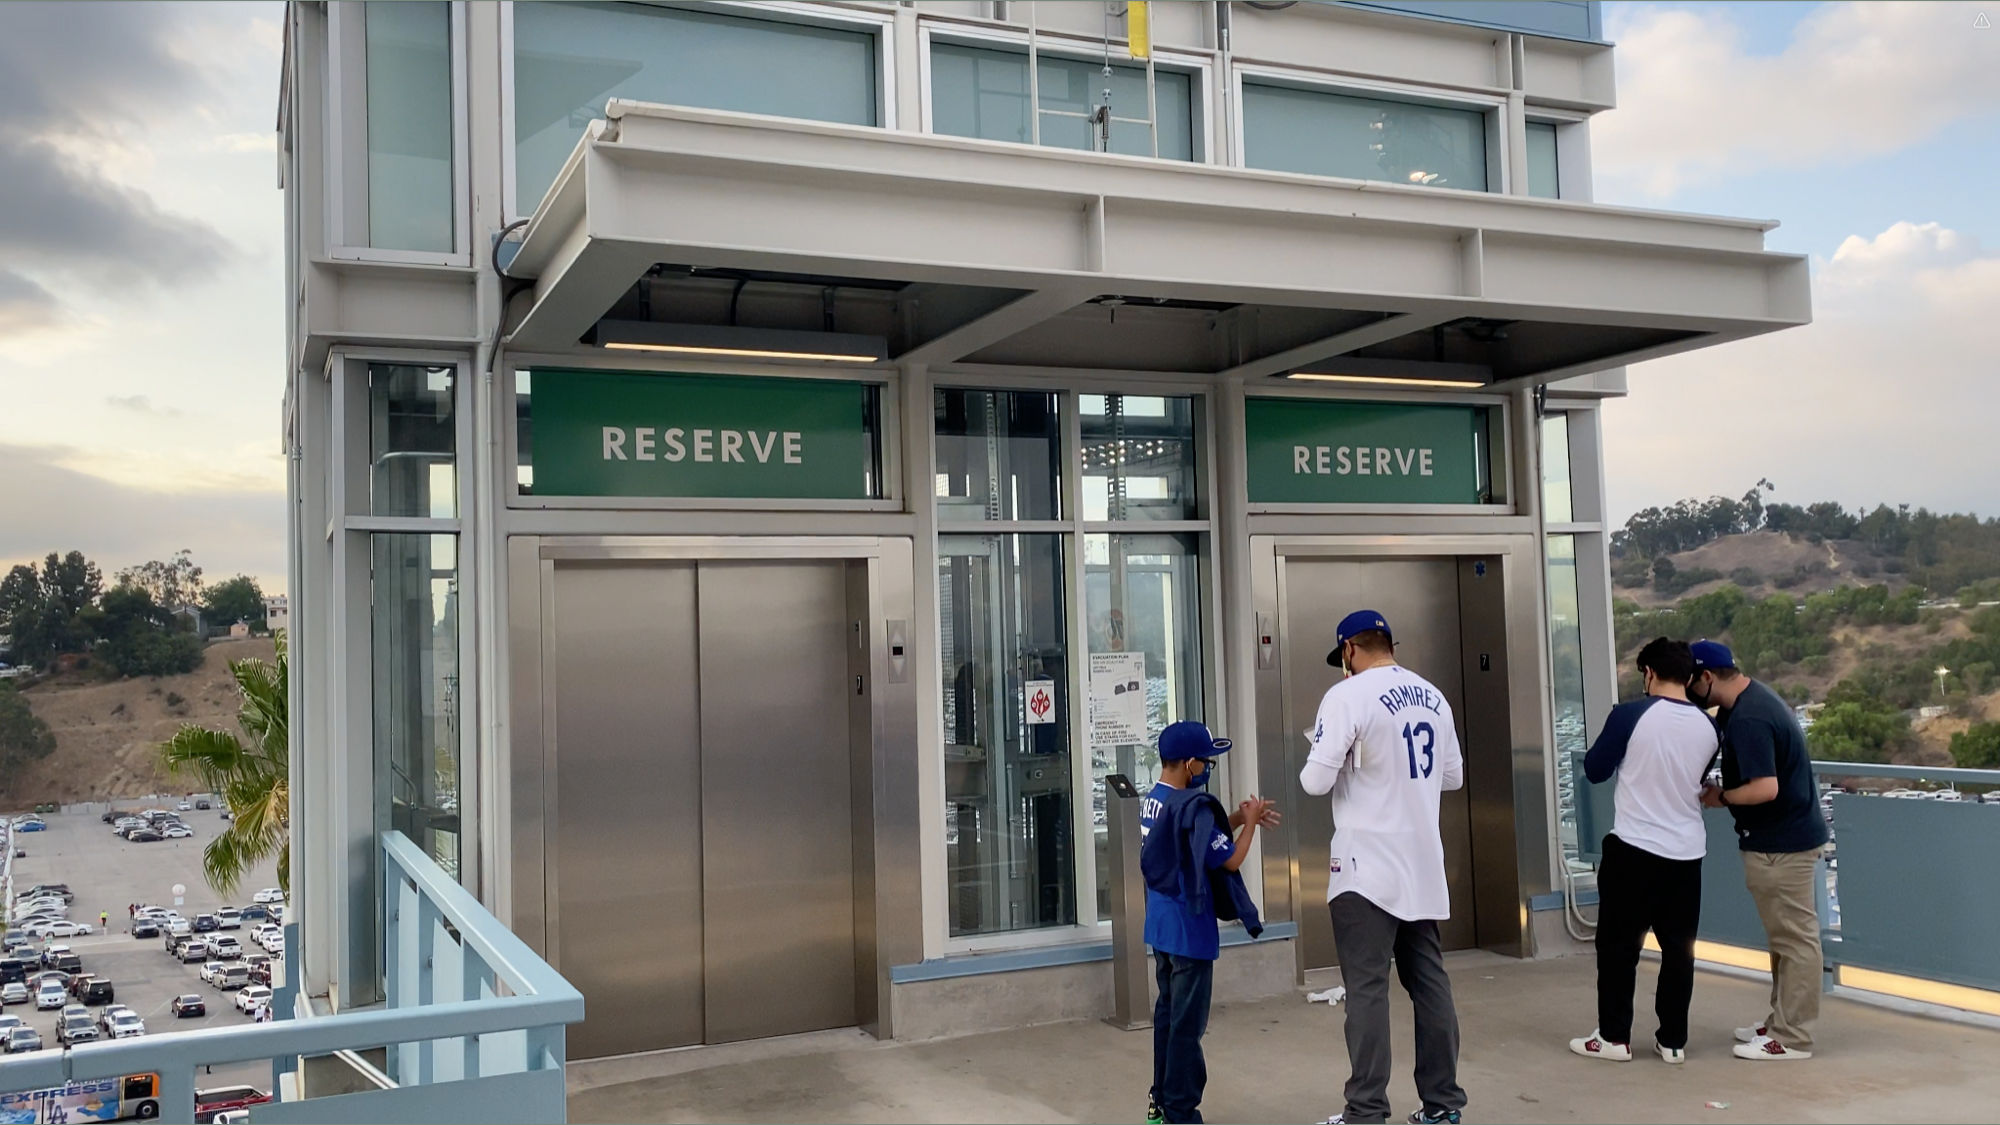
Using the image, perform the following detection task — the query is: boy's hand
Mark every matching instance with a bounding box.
[1239,797,1280,828]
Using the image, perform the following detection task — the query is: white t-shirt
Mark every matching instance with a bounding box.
[1584,695,1719,861]
[1301,663,1464,921]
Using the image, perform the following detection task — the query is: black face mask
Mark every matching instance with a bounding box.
[1688,675,1712,707]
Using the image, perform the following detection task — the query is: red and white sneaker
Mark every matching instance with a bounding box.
[1733,1022,1768,1044]
[1569,1031,1633,1061]
[1733,1034,1812,1061]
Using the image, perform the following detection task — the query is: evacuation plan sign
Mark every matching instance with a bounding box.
[528,369,878,500]
[1087,652,1148,749]
[1243,398,1488,505]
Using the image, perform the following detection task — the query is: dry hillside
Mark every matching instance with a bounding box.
[2,637,277,804]
[1623,530,1888,608]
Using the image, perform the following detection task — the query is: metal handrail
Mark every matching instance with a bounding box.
[1813,761,2000,786]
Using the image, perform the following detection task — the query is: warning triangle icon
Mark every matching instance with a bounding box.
[1978,10,1993,28]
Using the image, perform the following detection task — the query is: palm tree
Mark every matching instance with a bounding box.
[159,632,289,897]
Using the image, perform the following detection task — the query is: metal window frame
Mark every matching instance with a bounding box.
[1230,61,1512,195]
[915,20,1217,165]
[500,352,904,512]
[325,1,472,265]
[500,0,900,221]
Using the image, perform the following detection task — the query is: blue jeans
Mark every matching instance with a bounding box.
[1151,952,1215,1124]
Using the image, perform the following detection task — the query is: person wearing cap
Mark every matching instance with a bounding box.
[1138,720,1279,1125]
[1691,639,1830,1061]
[1301,611,1468,1125]
[1568,638,1718,1066]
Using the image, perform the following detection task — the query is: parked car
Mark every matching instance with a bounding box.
[209,936,243,960]
[14,819,45,832]
[56,1012,98,1045]
[237,905,275,923]
[0,1015,19,1034]
[103,1008,146,1039]
[18,884,70,902]
[71,977,114,1006]
[3,1026,43,1053]
[193,914,220,933]
[193,1086,271,1124]
[179,941,211,964]
[132,919,161,939]
[246,962,273,988]
[199,961,228,986]
[252,888,285,905]
[214,965,250,991]
[233,985,272,1014]
[40,945,75,968]
[177,801,193,811]
[0,982,28,1005]
[166,918,193,937]
[173,993,207,1018]
[216,908,243,930]
[128,828,164,843]
[39,920,92,938]
[195,798,212,810]
[164,824,195,839]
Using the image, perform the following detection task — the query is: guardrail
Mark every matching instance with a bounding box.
[0,831,584,1123]
[1697,761,2000,1012]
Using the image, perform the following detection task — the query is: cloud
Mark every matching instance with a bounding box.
[1594,3,2000,198]
[202,132,278,155]
[105,394,181,419]
[0,270,60,333]
[1602,221,2000,523]
[0,443,284,591]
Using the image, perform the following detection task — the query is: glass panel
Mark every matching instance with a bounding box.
[939,533,1075,936]
[1081,394,1198,522]
[1547,534,1589,880]
[513,2,879,211]
[934,389,1063,522]
[1241,83,1488,191]
[1541,412,1573,523]
[1525,121,1560,199]
[928,42,1196,161]
[369,365,455,518]
[372,533,462,880]
[1085,532,1203,918]
[365,1,454,252]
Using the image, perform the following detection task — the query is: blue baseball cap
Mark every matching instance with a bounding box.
[1690,639,1736,671]
[1328,610,1394,666]
[1158,720,1231,762]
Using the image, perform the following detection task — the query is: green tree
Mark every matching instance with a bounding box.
[0,682,57,787]
[118,549,204,613]
[1949,723,2000,770]
[1,551,103,669]
[158,634,290,896]
[1808,698,1910,764]
[93,584,202,677]
[203,575,267,633]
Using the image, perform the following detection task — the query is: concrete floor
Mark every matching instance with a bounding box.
[566,951,2000,1124]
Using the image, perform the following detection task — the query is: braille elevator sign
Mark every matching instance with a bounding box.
[527,369,878,500]
[1243,399,1488,505]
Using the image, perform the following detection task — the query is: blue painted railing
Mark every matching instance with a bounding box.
[1698,762,2000,999]
[0,832,583,1123]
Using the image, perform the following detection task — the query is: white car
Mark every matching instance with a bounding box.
[252,888,285,905]
[163,824,195,839]
[200,961,228,985]
[233,985,272,1014]
[106,1011,146,1039]
[35,983,66,1010]
[40,921,92,938]
[256,932,284,954]
[0,983,28,1005]
[209,936,243,959]
[216,909,243,930]
[177,801,192,811]
[166,919,193,937]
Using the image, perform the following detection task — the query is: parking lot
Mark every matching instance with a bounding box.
[4,805,283,1087]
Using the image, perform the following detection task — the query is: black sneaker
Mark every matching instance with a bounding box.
[1408,1110,1463,1124]
[1145,1097,1165,1125]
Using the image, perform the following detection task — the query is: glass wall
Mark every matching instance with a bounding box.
[1081,394,1198,521]
[513,2,880,212]
[1525,121,1560,199]
[372,533,461,879]
[929,42,1196,161]
[934,388,1064,522]
[1541,412,1573,523]
[939,533,1075,937]
[1546,533,1586,873]
[364,1,454,252]
[1242,83,1488,190]
[369,365,456,518]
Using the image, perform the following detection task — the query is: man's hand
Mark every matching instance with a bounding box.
[1700,784,1726,809]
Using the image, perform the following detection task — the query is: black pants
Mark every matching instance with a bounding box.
[1595,833,1703,1049]
[1151,952,1214,1124]
[1329,893,1465,1125]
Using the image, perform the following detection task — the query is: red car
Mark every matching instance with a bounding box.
[193,1085,269,1123]
[172,994,206,1018]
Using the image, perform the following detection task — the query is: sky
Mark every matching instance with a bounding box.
[0,2,1995,595]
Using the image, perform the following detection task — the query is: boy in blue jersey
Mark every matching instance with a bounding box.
[1140,721,1279,1125]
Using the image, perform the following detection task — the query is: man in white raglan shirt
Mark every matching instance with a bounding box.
[1302,610,1467,1125]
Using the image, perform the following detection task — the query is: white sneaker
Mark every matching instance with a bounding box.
[1733,1034,1812,1061]
[1655,1040,1685,1064]
[1733,1022,1768,1043]
[1569,1031,1633,1061]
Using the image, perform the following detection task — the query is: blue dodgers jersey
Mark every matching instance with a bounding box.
[1140,781,1234,960]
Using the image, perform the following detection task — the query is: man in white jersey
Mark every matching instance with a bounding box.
[1302,610,1466,1125]
[1568,637,1718,1065]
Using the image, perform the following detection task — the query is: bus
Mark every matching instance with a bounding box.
[0,1074,161,1122]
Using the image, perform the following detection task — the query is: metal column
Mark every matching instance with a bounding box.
[1103,774,1150,1030]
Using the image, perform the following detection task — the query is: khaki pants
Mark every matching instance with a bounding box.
[1742,848,1823,1050]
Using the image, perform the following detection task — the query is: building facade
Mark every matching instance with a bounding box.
[279,0,1808,1055]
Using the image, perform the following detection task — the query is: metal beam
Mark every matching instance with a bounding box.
[894,283,1097,366]
[1220,311,1456,379]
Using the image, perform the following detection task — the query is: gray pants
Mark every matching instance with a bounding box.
[1329,893,1466,1124]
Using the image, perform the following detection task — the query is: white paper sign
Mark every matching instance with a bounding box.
[1088,651,1148,748]
[1024,679,1057,725]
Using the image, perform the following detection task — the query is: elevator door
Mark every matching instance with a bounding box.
[1282,559,1478,967]
[551,559,858,1059]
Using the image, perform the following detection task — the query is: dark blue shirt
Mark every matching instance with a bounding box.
[1140,782,1234,960]
[1718,680,1830,853]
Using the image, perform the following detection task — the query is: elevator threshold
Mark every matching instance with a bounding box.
[565,1026,880,1092]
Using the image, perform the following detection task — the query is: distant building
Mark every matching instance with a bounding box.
[228,621,252,639]
[1918,705,1949,721]
[265,595,289,634]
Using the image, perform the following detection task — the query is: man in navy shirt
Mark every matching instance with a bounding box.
[1693,640,1830,1061]
[1140,721,1278,1124]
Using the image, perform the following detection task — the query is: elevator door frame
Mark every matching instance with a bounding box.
[1249,534,1554,970]
[506,535,921,1044]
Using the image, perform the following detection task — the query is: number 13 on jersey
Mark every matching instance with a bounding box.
[1402,721,1435,779]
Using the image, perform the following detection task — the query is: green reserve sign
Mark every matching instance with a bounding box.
[1244,398,1487,505]
[529,369,877,500]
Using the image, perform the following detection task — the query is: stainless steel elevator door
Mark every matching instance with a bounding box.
[551,562,706,1057]
[697,561,858,1044]
[1281,559,1478,967]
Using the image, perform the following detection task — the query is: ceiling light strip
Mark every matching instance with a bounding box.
[602,342,879,363]
[1287,372,1486,389]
